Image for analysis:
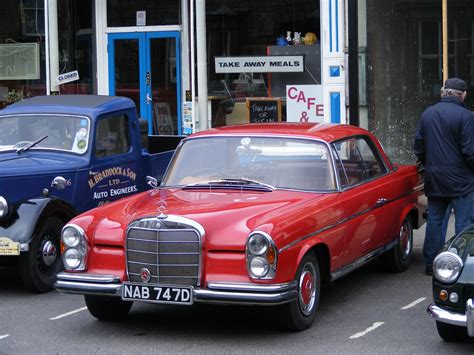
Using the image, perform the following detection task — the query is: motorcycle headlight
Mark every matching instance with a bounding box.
[61,224,88,271]
[0,196,9,219]
[246,232,278,279]
[433,251,463,284]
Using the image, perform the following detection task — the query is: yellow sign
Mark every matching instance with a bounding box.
[0,237,20,256]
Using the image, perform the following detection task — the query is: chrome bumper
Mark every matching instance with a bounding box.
[427,299,474,337]
[54,272,298,306]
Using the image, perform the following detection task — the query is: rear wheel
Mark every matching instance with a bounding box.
[383,217,413,272]
[436,321,468,342]
[279,252,321,331]
[19,217,64,292]
[85,295,133,321]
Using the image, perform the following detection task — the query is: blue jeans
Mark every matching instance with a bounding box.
[423,191,474,267]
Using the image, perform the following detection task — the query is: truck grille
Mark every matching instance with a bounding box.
[126,217,203,286]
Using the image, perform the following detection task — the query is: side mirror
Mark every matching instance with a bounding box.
[146,176,159,189]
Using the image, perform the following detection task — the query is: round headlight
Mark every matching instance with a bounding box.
[0,197,9,218]
[433,252,463,283]
[62,226,83,248]
[63,248,83,269]
[249,257,270,278]
[248,233,269,255]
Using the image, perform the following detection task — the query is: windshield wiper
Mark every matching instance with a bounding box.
[16,135,48,155]
[183,178,275,192]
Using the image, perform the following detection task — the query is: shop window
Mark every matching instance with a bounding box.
[206,0,320,127]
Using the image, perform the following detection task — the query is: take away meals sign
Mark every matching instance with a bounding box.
[215,56,304,73]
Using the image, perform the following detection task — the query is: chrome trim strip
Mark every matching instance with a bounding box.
[56,272,121,284]
[55,280,121,296]
[467,299,474,337]
[193,288,297,305]
[330,241,397,281]
[207,281,297,292]
[427,303,467,328]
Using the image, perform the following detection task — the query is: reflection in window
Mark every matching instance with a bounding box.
[95,114,131,158]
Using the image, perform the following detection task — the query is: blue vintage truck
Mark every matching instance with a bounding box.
[0,95,181,292]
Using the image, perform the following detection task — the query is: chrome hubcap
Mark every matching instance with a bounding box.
[298,262,316,316]
[399,221,412,260]
[41,240,57,267]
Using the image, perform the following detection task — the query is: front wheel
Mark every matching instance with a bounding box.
[19,217,64,292]
[85,295,133,321]
[279,252,321,332]
[436,321,468,342]
[383,216,413,272]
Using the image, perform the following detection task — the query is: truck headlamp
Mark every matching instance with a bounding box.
[0,196,9,219]
[246,231,278,279]
[61,224,88,271]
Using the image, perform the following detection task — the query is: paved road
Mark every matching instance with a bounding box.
[1,218,473,354]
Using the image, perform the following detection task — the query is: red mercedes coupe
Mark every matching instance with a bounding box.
[55,123,426,331]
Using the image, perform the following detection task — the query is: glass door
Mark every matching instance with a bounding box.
[108,32,181,135]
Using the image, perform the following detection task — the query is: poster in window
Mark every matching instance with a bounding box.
[153,103,174,135]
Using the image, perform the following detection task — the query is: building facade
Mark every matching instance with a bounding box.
[0,0,472,163]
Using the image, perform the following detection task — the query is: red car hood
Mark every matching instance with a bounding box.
[88,188,333,252]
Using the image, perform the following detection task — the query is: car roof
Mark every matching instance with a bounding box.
[1,95,136,118]
[189,123,372,143]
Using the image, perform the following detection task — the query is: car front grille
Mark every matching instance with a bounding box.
[125,217,203,286]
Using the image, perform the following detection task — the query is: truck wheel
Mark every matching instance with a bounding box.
[383,217,413,272]
[19,217,64,292]
[279,252,321,332]
[436,321,468,342]
[85,295,133,321]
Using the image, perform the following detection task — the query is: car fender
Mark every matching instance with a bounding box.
[396,203,419,232]
[0,198,77,246]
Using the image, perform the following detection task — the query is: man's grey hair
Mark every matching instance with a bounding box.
[440,87,465,98]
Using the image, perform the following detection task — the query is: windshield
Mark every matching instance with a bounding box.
[0,115,90,154]
[162,136,336,191]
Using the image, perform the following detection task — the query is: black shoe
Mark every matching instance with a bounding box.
[425,266,433,276]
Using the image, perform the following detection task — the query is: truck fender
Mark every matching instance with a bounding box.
[0,198,77,246]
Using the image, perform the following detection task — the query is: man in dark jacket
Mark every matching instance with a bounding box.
[414,77,474,275]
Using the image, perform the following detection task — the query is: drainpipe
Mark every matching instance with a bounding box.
[442,0,448,82]
[196,0,209,131]
[48,0,59,94]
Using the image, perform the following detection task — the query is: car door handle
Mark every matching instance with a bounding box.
[89,170,99,177]
[375,198,388,206]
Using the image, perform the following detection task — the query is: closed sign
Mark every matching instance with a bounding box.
[56,70,79,85]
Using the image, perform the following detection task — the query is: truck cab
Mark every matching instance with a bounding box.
[0,95,179,292]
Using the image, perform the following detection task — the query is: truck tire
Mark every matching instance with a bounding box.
[278,252,321,331]
[85,295,133,321]
[19,216,64,292]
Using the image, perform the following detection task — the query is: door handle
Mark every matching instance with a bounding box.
[146,93,153,104]
[375,198,388,206]
[89,170,99,177]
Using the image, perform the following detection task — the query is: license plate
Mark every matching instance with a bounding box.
[0,237,20,256]
[121,283,193,305]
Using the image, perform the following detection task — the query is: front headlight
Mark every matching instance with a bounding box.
[433,251,463,283]
[246,232,278,279]
[0,196,9,219]
[61,224,88,271]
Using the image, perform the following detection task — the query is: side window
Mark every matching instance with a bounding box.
[95,114,131,158]
[333,137,386,187]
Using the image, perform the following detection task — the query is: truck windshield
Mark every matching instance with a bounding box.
[0,115,90,154]
[162,136,336,191]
